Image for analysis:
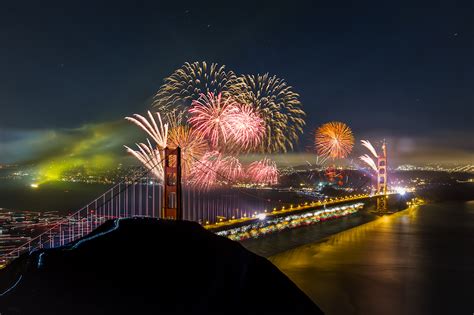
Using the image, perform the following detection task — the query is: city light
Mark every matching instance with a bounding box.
[393,186,411,196]
[30,183,39,189]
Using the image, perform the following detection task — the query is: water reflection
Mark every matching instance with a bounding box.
[270,202,474,315]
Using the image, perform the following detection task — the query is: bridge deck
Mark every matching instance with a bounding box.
[204,193,378,232]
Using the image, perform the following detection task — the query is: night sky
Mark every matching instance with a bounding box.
[0,1,473,165]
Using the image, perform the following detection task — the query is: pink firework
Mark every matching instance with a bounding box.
[189,152,244,189]
[189,151,223,190]
[247,158,279,185]
[228,103,265,151]
[188,92,239,149]
[220,155,243,182]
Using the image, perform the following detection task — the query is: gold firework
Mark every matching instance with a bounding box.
[315,121,354,159]
[153,61,240,113]
[235,73,306,153]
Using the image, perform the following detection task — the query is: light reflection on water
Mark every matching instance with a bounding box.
[270,202,474,315]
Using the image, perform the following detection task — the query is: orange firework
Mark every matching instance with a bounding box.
[315,121,354,159]
[167,125,208,178]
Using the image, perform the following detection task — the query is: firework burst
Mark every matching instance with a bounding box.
[359,140,380,172]
[188,92,240,149]
[235,73,306,153]
[124,140,164,182]
[359,154,378,172]
[315,121,354,159]
[361,140,378,158]
[125,111,169,181]
[125,111,168,149]
[167,125,208,178]
[227,103,265,151]
[187,151,244,189]
[153,61,240,113]
[247,158,279,185]
[220,155,243,182]
[189,151,223,190]
[163,107,186,130]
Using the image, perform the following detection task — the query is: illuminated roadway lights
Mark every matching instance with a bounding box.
[216,202,364,241]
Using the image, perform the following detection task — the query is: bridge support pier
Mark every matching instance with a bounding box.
[377,196,387,212]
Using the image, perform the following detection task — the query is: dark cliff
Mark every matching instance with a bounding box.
[0,218,323,314]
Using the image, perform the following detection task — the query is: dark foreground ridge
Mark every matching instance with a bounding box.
[0,218,323,314]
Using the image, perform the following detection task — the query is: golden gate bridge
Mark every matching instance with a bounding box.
[0,144,393,266]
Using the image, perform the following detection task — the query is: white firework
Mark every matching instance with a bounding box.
[361,140,378,158]
[125,111,169,182]
[125,111,168,149]
[359,154,378,172]
[124,140,164,182]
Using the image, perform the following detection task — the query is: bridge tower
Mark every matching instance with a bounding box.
[376,141,388,212]
[162,147,182,220]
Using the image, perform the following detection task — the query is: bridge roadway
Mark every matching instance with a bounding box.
[204,193,391,232]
